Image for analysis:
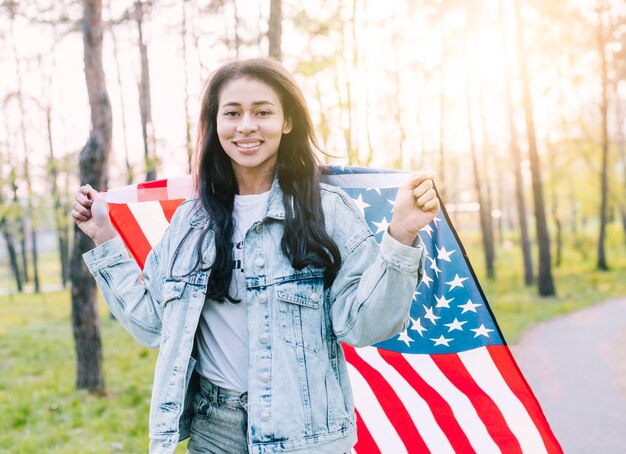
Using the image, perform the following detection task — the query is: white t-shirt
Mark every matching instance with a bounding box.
[195,191,270,392]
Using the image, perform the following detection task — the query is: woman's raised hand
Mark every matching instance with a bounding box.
[388,170,440,246]
[71,185,118,246]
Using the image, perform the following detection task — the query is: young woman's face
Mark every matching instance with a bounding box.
[216,77,291,185]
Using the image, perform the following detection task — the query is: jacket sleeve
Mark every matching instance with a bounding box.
[83,235,165,348]
[327,191,426,347]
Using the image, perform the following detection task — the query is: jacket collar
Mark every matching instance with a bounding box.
[188,176,286,228]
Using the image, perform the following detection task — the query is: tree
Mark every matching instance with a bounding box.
[70,0,111,393]
[514,0,555,296]
[268,0,281,60]
[596,0,610,270]
[499,0,533,285]
[135,0,157,181]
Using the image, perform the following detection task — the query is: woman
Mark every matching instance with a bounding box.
[72,58,439,454]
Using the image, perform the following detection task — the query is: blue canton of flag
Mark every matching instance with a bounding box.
[343,185,502,355]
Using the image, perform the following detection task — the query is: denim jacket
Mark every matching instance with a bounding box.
[83,178,425,453]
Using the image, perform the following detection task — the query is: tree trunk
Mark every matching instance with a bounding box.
[268,0,282,61]
[514,0,555,296]
[110,25,134,185]
[135,0,156,182]
[499,0,533,285]
[182,0,193,171]
[439,16,446,199]
[70,0,111,393]
[596,1,610,270]
[465,8,495,279]
[9,10,39,291]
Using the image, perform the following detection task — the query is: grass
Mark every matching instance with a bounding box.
[0,291,188,453]
[1,225,625,452]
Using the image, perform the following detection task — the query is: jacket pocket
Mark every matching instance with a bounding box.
[276,278,325,353]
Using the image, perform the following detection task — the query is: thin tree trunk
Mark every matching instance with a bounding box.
[439,15,446,198]
[71,0,111,393]
[268,0,282,61]
[499,0,533,285]
[465,9,495,279]
[596,1,610,270]
[392,28,406,168]
[182,0,193,171]
[9,9,39,291]
[514,0,555,296]
[135,0,156,182]
[109,22,133,185]
[46,104,70,287]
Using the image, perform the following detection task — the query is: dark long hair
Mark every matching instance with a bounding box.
[174,58,341,303]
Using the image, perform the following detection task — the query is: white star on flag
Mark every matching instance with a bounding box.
[432,216,442,225]
[420,224,434,238]
[445,274,468,290]
[352,194,370,216]
[459,299,482,314]
[372,217,390,234]
[423,305,440,325]
[434,294,454,308]
[421,273,433,288]
[436,245,456,262]
[431,335,453,347]
[367,186,381,195]
[410,317,427,336]
[397,329,414,346]
[444,318,467,332]
[427,257,442,277]
[471,324,494,338]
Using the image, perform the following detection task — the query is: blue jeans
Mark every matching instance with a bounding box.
[187,376,249,454]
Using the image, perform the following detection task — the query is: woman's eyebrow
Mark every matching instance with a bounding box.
[221,100,276,107]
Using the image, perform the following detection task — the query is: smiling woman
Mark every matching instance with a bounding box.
[70,57,439,454]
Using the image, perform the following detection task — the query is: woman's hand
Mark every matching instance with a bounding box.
[71,185,118,246]
[388,170,440,246]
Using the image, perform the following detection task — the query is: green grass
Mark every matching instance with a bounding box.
[0,292,188,453]
[1,224,625,452]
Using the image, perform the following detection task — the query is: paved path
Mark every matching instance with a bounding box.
[512,297,626,454]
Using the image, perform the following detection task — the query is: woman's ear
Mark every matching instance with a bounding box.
[282,118,292,134]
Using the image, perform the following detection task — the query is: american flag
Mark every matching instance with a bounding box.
[104,166,562,453]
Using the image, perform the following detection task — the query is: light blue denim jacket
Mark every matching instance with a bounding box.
[83,179,425,453]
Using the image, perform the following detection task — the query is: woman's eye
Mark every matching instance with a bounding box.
[224,111,238,117]
[257,110,271,117]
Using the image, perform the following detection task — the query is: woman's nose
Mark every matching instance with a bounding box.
[237,113,258,134]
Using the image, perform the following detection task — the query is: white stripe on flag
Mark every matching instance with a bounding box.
[127,201,170,248]
[404,352,501,454]
[104,186,139,203]
[458,348,548,454]
[166,175,194,200]
[321,173,411,188]
[355,347,455,453]
[346,363,407,454]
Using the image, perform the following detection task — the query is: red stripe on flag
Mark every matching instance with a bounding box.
[108,203,152,268]
[160,199,185,223]
[137,179,169,202]
[354,408,381,454]
[487,345,563,453]
[379,349,476,454]
[344,346,429,452]
[431,353,523,453]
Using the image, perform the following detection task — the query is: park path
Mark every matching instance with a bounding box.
[512,296,626,454]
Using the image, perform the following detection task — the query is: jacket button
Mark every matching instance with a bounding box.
[255,224,263,233]
[261,372,270,383]
[255,257,265,267]
[260,333,269,344]
[258,293,267,303]
[260,411,270,421]
[310,292,320,302]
